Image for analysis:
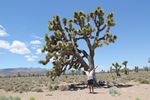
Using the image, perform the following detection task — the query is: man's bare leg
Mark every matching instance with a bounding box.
[91,85,94,93]
[89,86,91,93]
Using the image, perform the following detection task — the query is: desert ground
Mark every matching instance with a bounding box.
[0,71,150,100]
[0,82,150,100]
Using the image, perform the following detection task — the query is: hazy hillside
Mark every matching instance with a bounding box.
[0,68,48,76]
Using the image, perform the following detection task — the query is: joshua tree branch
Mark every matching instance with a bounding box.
[60,50,89,68]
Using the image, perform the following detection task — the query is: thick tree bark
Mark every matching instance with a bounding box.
[88,49,99,86]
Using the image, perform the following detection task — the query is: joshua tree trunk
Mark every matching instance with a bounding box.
[89,50,99,86]
[116,72,121,76]
[89,50,95,68]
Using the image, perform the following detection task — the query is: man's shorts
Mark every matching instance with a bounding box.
[87,79,94,85]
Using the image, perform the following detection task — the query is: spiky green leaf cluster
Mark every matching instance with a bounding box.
[122,61,128,66]
[106,12,115,26]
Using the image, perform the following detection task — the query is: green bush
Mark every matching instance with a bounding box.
[0,96,21,100]
[135,97,141,100]
[30,96,35,100]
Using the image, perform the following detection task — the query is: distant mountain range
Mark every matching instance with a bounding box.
[0,68,49,76]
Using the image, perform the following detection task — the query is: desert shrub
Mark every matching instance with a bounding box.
[18,86,27,93]
[53,85,59,90]
[30,96,35,100]
[139,79,149,84]
[135,97,141,100]
[109,87,121,96]
[4,85,13,92]
[48,85,53,91]
[48,84,59,91]
[0,76,50,93]
[0,96,8,100]
[9,96,21,100]
[78,81,86,85]
[48,84,54,91]
[59,85,69,91]
[0,96,21,100]
[33,88,43,92]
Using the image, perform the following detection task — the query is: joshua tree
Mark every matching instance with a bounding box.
[148,58,150,63]
[144,66,149,71]
[122,61,129,75]
[110,66,113,73]
[112,62,121,76]
[134,66,139,73]
[39,7,117,80]
[146,58,150,72]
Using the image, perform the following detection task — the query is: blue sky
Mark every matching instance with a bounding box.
[0,0,150,71]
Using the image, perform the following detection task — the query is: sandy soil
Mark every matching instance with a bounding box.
[0,82,150,100]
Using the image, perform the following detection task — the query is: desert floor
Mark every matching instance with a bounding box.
[0,82,150,100]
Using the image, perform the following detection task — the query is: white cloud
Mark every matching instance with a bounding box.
[0,25,9,37]
[30,40,41,45]
[33,35,43,40]
[9,40,31,55]
[31,45,40,50]
[30,40,42,50]
[0,40,31,55]
[24,55,38,61]
[0,40,10,49]
[36,48,42,54]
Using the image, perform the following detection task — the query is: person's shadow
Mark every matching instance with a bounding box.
[89,92,98,94]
